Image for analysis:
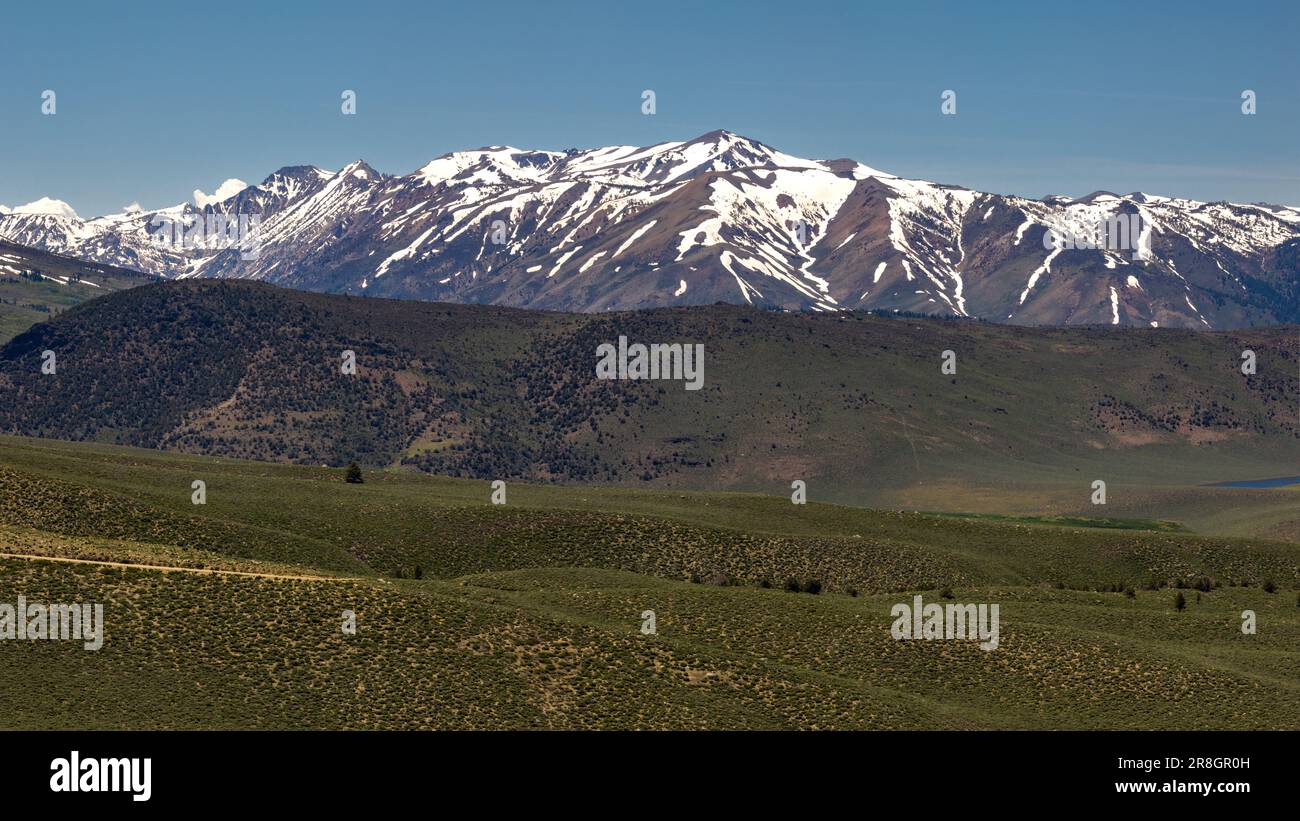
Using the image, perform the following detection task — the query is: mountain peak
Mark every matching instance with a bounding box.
[681,129,768,155]
[415,147,560,187]
[340,160,379,181]
[12,197,80,220]
[264,165,331,182]
[691,128,743,142]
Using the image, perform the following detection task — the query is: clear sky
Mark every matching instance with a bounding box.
[1,0,1296,216]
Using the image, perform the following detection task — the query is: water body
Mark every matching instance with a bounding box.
[1208,476,1300,489]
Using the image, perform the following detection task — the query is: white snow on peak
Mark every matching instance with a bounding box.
[12,197,80,220]
[562,141,684,183]
[194,179,248,208]
[416,147,559,187]
[338,161,376,181]
[256,168,331,203]
[849,161,896,180]
[560,131,851,190]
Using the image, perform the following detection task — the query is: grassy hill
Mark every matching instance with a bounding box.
[1,279,1298,539]
[0,435,1296,729]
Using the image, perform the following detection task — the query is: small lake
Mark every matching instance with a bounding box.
[1208,476,1300,488]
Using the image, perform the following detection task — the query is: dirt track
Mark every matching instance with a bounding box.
[0,551,360,582]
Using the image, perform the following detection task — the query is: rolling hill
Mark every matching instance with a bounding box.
[0,434,1295,730]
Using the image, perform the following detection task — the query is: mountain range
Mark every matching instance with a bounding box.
[4,130,1299,329]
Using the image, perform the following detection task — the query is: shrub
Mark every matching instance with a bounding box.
[802,579,822,595]
[939,586,954,600]
[1262,579,1276,594]
[345,462,363,484]
[784,577,801,593]
[1174,591,1185,611]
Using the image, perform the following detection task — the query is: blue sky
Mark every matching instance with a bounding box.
[1,0,1296,216]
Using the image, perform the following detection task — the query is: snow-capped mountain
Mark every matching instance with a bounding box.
[4,130,1299,329]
